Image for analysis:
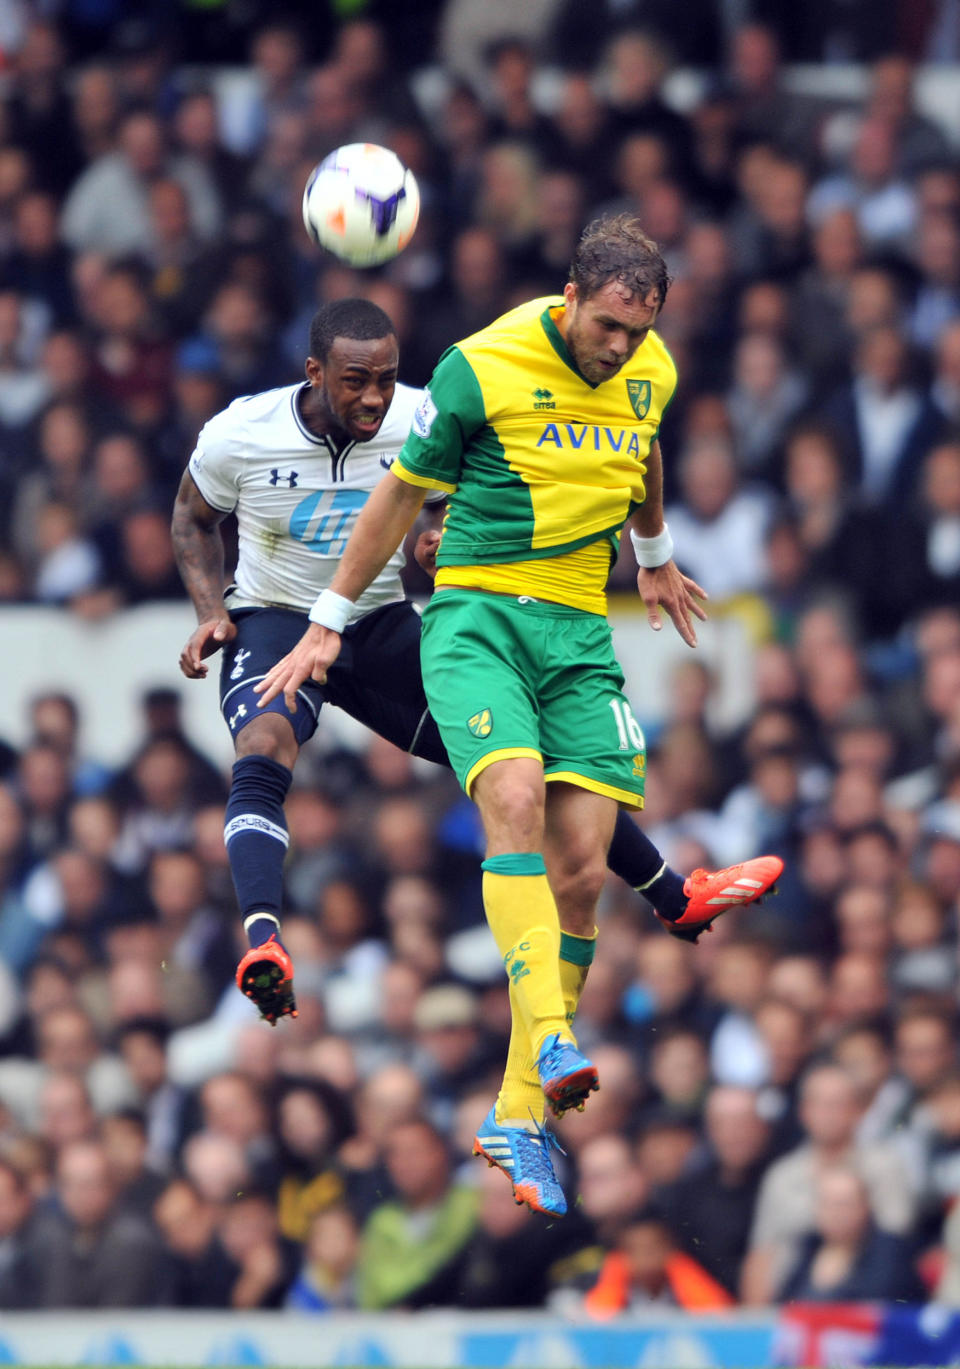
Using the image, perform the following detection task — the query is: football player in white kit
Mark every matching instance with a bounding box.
[173,299,781,1025]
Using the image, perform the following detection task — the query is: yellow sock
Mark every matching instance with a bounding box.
[482,854,568,1125]
[517,927,598,1098]
[497,985,546,1127]
[559,928,598,1025]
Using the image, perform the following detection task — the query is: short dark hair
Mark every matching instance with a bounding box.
[570,214,671,307]
[309,298,397,362]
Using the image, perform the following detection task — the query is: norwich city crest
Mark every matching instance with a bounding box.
[468,709,493,738]
[626,379,651,419]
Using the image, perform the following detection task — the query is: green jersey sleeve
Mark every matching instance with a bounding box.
[392,347,485,494]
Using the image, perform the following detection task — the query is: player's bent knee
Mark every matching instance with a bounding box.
[234,713,299,769]
[476,780,544,848]
[554,857,607,918]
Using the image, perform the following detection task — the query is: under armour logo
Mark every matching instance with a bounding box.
[269,469,299,487]
[229,703,248,729]
[230,648,251,680]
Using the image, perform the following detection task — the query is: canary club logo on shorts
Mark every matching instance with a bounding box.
[626,379,651,419]
[633,752,646,779]
[467,708,493,738]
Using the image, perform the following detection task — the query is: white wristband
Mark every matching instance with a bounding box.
[630,523,674,569]
[308,588,354,632]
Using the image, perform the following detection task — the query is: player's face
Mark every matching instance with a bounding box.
[561,280,661,385]
[306,333,399,442]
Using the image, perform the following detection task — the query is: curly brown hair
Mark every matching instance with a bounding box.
[569,214,671,307]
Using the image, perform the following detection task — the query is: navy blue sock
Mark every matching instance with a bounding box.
[608,810,687,921]
[224,755,293,948]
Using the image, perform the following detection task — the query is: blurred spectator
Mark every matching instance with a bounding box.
[61,109,221,258]
[822,324,940,511]
[791,208,864,385]
[438,0,557,95]
[116,1017,185,1174]
[0,1158,34,1308]
[23,1139,166,1307]
[746,1063,916,1301]
[667,434,774,601]
[6,20,81,196]
[585,1208,734,1315]
[861,56,949,175]
[808,117,917,251]
[725,331,807,477]
[152,1178,218,1307]
[191,280,291,400]
[286,1205,359,1311]
[1,191,74,326]
[909,210,960,350]
[0,1003,135,1130]
[725,24,819,156]
[356,1118,477,1309]
[601,31,694,176]
[86,262,172,431]
[275,1078,348,1243]
[576,1132,649,1244]
[213,1190,294,1309]
[659,1086,770,1295]
[455,1158,597,1307]
[777,1166,924,1303]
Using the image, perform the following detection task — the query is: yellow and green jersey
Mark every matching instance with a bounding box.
[392,296,677,614]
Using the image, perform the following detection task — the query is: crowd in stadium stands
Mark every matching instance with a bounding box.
[5,0,960,1314]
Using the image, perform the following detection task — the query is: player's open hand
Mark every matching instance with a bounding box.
[414,529,441,579]
[637,562,708,648]
[180,616,237,679]
[254,624,343,711]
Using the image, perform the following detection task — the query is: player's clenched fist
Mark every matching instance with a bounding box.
[179,616,237,679]
[254,623,343,712]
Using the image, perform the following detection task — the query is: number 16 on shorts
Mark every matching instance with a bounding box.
[609,698,645,752]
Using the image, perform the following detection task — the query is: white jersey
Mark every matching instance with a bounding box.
[188,381,440,620]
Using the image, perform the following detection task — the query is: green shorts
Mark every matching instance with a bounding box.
[420,588,646,808]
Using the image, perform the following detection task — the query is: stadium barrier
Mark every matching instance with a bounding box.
[0,601,756,768]
[1,1305,959,1367]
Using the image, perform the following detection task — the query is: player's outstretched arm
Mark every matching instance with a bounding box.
[172,470,237,678]
[632,439,708,648]
[255,471,427,711]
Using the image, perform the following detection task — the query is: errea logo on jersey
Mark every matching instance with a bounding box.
[532,387,556,411]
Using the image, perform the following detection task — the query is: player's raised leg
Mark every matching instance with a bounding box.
[607,813,783,942]
[229,710,299,1024]
[218,610,330,1025]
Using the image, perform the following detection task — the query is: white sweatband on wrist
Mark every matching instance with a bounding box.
[308,589,354,632]
[630,523,674,568]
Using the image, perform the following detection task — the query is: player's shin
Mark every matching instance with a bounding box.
[607,809,686,921]
[481,855,568,1058]
[496,987,546,1129]
[224,755,293,939]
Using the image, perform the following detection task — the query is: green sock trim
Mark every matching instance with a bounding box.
[482,853,547,876]
[559,930,597,967]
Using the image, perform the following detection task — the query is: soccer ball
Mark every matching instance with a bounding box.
[302,143,420,267]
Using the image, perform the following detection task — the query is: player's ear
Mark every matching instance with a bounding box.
[562,281,578,309]
[305,355,324,386]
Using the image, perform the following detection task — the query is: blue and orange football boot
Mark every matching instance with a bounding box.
[473,1107,567,1216]
[537,1033,599,1118]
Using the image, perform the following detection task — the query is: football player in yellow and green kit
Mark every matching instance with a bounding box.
[256,215,783,1216]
